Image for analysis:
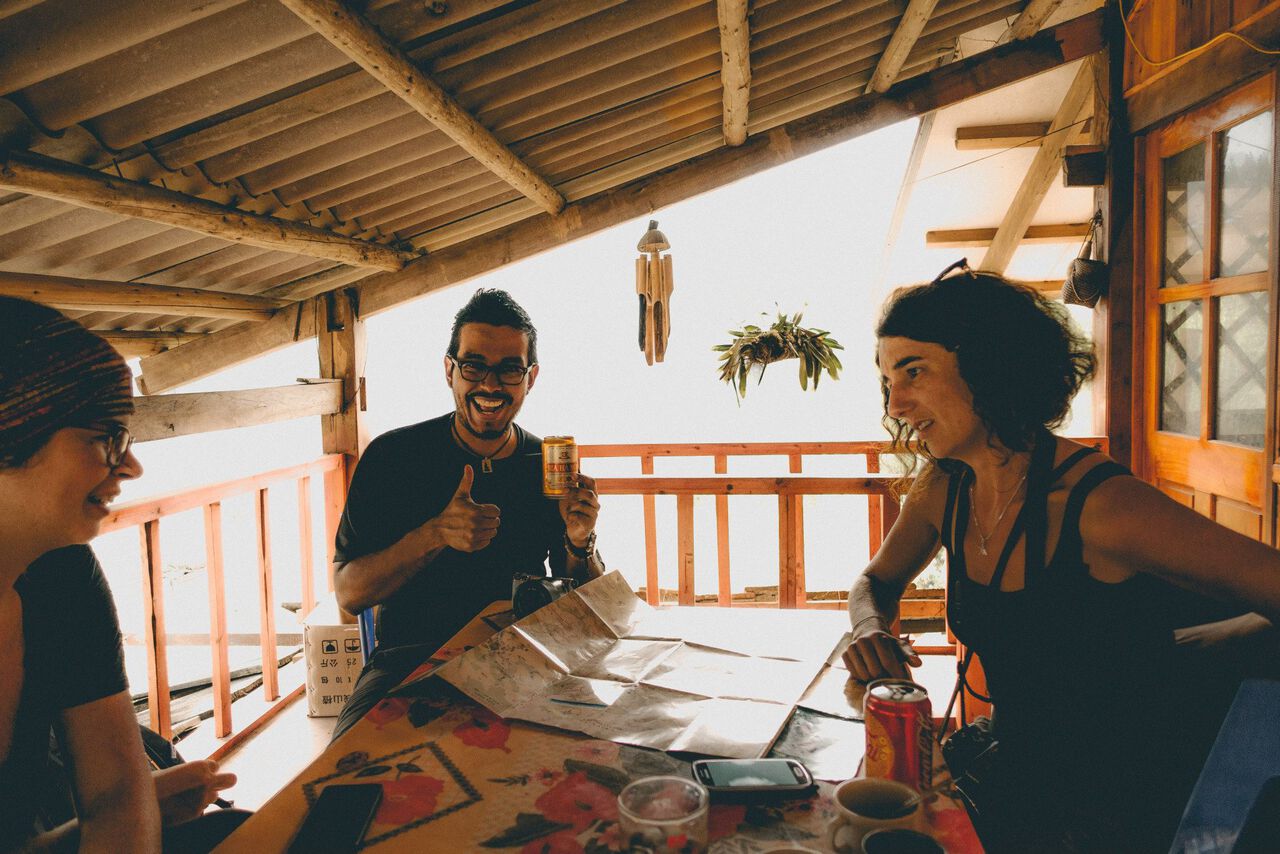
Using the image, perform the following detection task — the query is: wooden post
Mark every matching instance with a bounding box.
[297,476,316,616]
[777,495,799,608]
[867,453,885,557]
[203,502,232,738]
[1093,2,1136,472]
[641,455,659,605]
[138,520,172,739]
[255,488,279,702]
[714,454,731,605]
[789,454,806,607]
[317,290,366,616]
[676,494,695,606]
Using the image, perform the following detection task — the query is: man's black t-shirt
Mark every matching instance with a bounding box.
[334,414,568,652]
[1,546,127,847]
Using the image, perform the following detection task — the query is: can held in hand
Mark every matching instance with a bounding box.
[542,436,578,498]
[863,679,933,792]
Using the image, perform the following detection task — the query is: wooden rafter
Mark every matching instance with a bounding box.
[277,0,565,215]
[878,44,957,286]
[131,381,342,442]
[926,222,1091,248]
[866,0,942,94]
[138,10,1105,394]
[103,332,204,358]
[955,122,1052,149]
[997,0,1065,45]
[716,0,751,146]
[0,150,413,271]
[0,271,289,320]
[981,57,1095,273]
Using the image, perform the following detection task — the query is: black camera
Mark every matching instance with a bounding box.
[511,573,577,618]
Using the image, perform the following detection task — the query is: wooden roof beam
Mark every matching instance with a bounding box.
[980,57,1095,273]
[867,0,942,94]
[0,271,290,321]
[997,0,1065,45]
[131,381,342,442]
[103,331,205,359]
[955,121,1051,149]
[138,10,1104,394]
[0,150,413,271]
[717,0,751,146]
[277,0,565,215]
[926,222,1091,248]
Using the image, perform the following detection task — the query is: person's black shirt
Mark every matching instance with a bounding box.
[1,546,127,848]
[334,414,569,653]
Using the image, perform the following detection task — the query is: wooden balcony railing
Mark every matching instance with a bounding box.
[98,437,1104,756]
[99,454,348,747]
[585,442,903,608]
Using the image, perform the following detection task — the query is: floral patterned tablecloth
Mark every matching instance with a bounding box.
[214,603,982,853]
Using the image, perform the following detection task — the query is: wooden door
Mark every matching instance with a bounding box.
[1139,74,1276,541]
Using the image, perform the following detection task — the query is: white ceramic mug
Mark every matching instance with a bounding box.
[825,777,921,854]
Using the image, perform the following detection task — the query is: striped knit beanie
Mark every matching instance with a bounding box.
[0,296,133,467]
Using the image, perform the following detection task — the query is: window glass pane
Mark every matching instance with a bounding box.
[1163,143,1206,287]
[1219,111,1273,278]
[1161,300,1202,435]
[1216,292,1268,447]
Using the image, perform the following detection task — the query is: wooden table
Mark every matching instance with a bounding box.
[215,602,981,853]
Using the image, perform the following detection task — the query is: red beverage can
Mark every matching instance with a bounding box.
[863,679,933,792]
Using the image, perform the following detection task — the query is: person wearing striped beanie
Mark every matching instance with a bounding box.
[0,298,241,852]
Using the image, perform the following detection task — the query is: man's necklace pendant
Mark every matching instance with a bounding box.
[977,539,989,557]
[481,457,494,474]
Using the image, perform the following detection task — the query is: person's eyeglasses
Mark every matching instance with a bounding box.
[449,357,533,386]
[88,422,134,468]
[931,257,975,284]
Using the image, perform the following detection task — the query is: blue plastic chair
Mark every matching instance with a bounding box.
[357,606,376,663]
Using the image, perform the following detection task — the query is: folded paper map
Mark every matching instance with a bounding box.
[425,571,850,758]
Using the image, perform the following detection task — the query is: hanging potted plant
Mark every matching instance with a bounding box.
[713,311,843,400]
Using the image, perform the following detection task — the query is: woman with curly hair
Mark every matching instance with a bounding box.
[842,263,1280,852]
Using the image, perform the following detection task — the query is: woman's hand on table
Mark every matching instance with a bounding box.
[154,760,237,826]
[842,630,921,682]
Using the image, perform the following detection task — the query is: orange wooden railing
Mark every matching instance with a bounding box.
[99,437,1105,752]
[584,442,902,609]
[100,454,347,746]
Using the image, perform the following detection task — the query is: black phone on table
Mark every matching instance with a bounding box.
[287,783,383,854]
[692,758,815,794]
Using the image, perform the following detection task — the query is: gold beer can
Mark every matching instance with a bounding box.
[542,436,578,498]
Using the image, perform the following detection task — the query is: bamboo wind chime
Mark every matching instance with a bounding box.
[636,220,674,364]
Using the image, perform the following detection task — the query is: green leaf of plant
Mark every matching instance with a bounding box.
[799,358,808,390]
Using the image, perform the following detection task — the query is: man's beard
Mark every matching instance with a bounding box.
[459,393,514,440]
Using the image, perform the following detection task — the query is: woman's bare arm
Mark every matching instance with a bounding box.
[844,479,944,681]
[1083,475,1280,622]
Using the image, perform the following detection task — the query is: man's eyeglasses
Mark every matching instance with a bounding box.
[87,422,134,468]
[448,357,533,386]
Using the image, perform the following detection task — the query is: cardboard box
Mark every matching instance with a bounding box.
[302,594,364,717]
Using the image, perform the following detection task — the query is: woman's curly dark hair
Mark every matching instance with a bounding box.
[876,270,1095,474]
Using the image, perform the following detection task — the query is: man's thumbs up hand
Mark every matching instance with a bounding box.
[434,464,500,552]
[454,465,475,501]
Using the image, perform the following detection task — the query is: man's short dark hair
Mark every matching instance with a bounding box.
[447,288,538,364]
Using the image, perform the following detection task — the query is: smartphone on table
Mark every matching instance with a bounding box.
[692,758,815,797]
[287,783,383,854]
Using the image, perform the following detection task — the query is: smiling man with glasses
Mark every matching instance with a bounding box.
[328,288,604,739]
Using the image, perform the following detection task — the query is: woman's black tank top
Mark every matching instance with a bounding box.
[941,433,1201,850]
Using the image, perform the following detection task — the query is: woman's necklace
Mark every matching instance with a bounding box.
[969,472,1028,556]
[451,417,513,474]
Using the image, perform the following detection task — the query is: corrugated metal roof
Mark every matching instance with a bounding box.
[1,0,1049,349]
